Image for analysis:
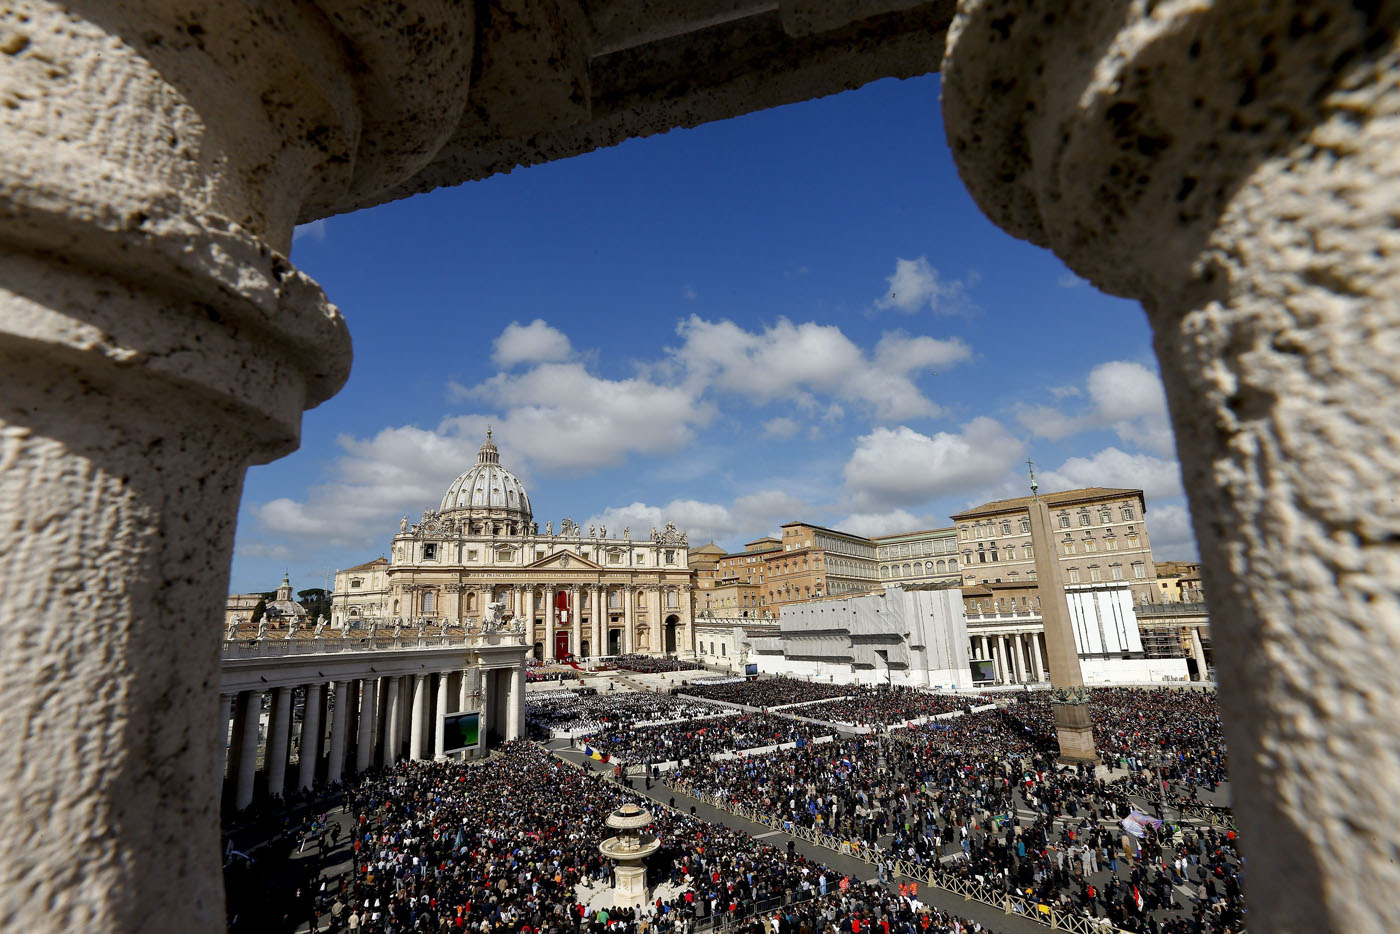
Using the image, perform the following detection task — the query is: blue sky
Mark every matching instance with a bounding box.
[230,73,1197,594]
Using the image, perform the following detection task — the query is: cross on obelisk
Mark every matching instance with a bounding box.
[1024,459,1099,763]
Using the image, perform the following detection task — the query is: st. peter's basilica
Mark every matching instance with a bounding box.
[330,431,695,660]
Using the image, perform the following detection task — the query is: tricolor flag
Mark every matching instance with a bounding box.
[582,746,611,762]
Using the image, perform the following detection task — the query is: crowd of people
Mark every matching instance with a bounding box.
[526,693,731,735]
[612,655,705,674]
[797,689,979,729]
[230,743,998,934]
[665,689,1243,934]
[579,712,830,766]
[682,677,852,708]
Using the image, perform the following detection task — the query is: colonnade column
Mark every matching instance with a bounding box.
[356,679,378,773]
[647,587,663,653]
[217,694,236,792]
[327,681,349,784]
[435,672,451,758]
[590,585,602,658]
[1030,632,1045,683]
[479,670,492,744]
[990,637,1004,684]
[1189,628,1209,681]
[409,674,427,760]
[265,687,293,798]
[234,691,263,811]
[507,666,523,740]
[298,683,324,791]
[545,589,557,661]
[979,636,989,661]
[525,588,537,649]
[1010,635,1026,683]
[680,585,695,657]
[623,586,635,654]
[569,586,582,657]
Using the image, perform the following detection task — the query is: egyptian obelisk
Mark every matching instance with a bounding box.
[1024,462,1098,764]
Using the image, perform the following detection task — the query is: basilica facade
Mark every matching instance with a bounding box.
[331,431,694,661]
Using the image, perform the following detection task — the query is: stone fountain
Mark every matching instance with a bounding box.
[597,802,660,908]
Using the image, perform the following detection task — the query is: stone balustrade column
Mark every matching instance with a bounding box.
[0,1,487,925]
[356,679,378,774]
[409,674,427,760]
[326,681,349,785]
[233,691,263,811]
[944,5,1400,926]
[265,687,294,798]
[298,682,324,791]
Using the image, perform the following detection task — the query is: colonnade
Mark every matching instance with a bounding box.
[219,664,523,810]
[970,630,1046,684]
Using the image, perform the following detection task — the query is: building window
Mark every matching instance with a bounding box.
[666,590,677,607]
[1084,539,1097,553]
[1068,568,1081,583]
[880,566,889,579]
[350,578,362,589]
[721,643,726,656]
[1079,511,1090,526]
[959,527,968,541]
[1089,566,1102,582]
[936,559,946,573]
[1100,508,1112,523]
[422,592,436,612]
[1023,545,1033,560]
[1063,542,1075,556]
[949,558,958,571]
[1020,518,1031,533]
[1133,562,1146,579]
[975,526,984,539]
[1111,564,1124,580]
[1058,514,1070,529]
[423,543,437,560]
[1121,506,1136,521]
[1001,520,1012,535]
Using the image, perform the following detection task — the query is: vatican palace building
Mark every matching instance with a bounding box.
[331,431,695,661]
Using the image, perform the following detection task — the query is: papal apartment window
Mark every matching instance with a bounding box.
[1122,506,1136,521]
[1001,520,1012,535]
[1058,514,1070,529]
[1063,542,1075,555]
[1079,512,1090,526]
[1020,518,1030,533]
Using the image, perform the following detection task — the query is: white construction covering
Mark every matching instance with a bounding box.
[750,587,972,690]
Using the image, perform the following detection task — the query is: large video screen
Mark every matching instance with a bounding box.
[744,663,758,676]
[970,659,997,683]
[441,711,481,754]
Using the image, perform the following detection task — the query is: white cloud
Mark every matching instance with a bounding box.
[1056,271,1087,289]
[586,489,809,550]
[1049,384,1082,400]
[833,509,923,538]
[668,315,969,421]
[1145,502,1199,561]
[462,362,713,472]
[874,257,976,315]
[1018,360,1175,456]
[1038,447,1183,503]
[234,541,297,561]
[683,285,698,301]
[843,419,1026,510]
[491,319,574,368]
[761,416,800,440]
[254,421,493,545]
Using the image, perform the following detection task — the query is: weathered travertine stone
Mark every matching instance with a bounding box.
[943,3,1400,931]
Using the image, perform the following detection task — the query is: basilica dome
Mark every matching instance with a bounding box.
[439,430,533,520]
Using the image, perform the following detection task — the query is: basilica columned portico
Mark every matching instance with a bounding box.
[334,432,694,661]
